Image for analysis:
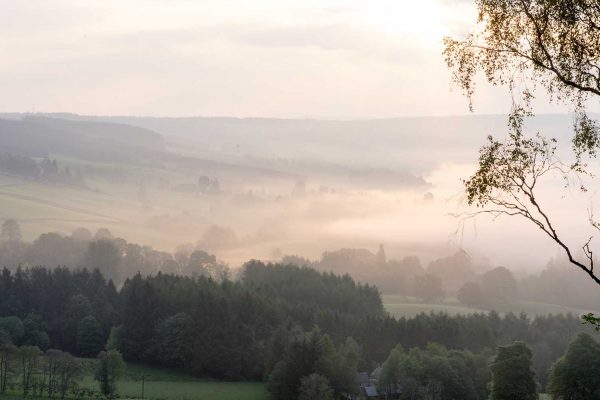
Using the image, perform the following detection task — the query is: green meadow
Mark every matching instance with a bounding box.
[382,295,589,318]
[0,361,267,400]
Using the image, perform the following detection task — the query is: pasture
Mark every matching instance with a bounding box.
[78,361,267,400]
[382,295,589,318]
[0,359,266,400]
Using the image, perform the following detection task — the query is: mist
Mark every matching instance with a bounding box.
[0,112,596,274]
[3,2,600,399]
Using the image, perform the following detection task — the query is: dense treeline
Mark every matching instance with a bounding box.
[0,153,84,185]
[4,219,599,312]
[0,267,118,354]
[377,343,491,400]
[284,248,600,310]
[0,222,229,285]
[0,262,594,395]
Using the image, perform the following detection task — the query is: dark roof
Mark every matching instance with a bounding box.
[356,372,370,386]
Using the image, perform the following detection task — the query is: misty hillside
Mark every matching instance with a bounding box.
[0,116,300,182]
[0,112,592,269]
[4,112,586,172]
[5,2,600,400]
[0,117,165,162]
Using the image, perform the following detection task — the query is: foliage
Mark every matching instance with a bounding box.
[315,247,425,295]
[153,313,194,369]
[267,328,358,400]
[19,345,43,396]
[95,350,125,399]
[414,273,445,303]
[481,267,518,301]
[444,0,600,115]
[0,227,230,285]
[0,345,82,398]
[377,344,403,397]
[0,264,596,392]
[378,343,488,400]
[0,343,16,394]
[298,373,333,400]
[76,316,104,357]
[548,333,600,399]
[84,241,122,284]
[582,313,600,331]
[0,220,21,244]
[241,260,384,318]
[0,318,23,345]
[457,282,484,307]
[445,0,600,287]
[22,315,50,350]
[42,349,82,400]
[64,295,94,353]
[490,341,538,400]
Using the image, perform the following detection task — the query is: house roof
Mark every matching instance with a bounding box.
[363,386,379,398]
[356,372,369,385]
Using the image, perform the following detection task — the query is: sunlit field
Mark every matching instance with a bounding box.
[382,295,593,318]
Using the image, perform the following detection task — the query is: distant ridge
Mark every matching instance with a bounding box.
[0,116,164,162]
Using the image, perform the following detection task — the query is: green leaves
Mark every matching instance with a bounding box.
[582,313,600,332]
[464,107,558,209]
[445,0,600,110]
[573,112,600,170]
[548,333,600,399]
[95,349,126,399]
[490,342,538,400]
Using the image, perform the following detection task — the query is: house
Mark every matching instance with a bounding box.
[362,385,379,398]
[356,372,370,387]
[353,365,402,399]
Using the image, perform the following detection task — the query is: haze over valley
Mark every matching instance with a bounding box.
[0,112,593,271]
[2,2,600,400]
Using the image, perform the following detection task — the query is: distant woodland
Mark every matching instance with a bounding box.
[0,115,599,399]
[1,220,599,398]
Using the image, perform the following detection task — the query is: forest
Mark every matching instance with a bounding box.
[3,0,600,399]
[0,261,597,399]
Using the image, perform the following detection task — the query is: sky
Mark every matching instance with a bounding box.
[2,0,600,271]
[0,0,529,118]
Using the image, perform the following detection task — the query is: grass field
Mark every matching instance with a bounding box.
[79,362,267,400]
[382,295,591,318]
[0,361,266,400]
[0,170,205,253]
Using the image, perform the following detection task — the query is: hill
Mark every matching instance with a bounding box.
[0,117,164,162]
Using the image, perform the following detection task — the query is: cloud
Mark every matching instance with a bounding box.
[0,0,505,118]
[438,0,473,5]
[0,1,105,36]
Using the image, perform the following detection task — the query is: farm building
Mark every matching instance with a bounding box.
[353,365,402,399]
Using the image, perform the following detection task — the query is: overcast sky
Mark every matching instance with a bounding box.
[0,0,582,118]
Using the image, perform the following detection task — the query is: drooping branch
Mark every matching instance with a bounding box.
[463,108,600,286]
[446,0,600,287]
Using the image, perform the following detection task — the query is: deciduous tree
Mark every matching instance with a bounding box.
[445,0,600,289]
[548,333,600,399]
[414,273,445,303]
[95,350,125,399]
[490,341,537,400]
[298,373,333,400]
